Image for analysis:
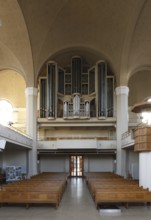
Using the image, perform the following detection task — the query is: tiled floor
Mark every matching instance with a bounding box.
[0,178,151,220]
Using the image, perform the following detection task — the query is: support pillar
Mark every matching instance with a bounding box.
[116,86,129,176]
[25,87,38,177]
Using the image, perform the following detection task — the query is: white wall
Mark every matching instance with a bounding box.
[40,155,69,173]
[86,155,114,172]
[3,148,28,174]
[40,154,114,173]
[127,149,139,179]
[2,149,115,175]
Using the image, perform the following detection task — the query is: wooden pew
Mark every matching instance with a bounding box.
[87,179,139,197]
[0,190,60,208]
[3,184,65,203]
[86,172,151,209]
[0,172,68,209]
[95,191,151,208]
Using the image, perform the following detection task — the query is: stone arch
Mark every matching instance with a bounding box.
[36,46,116,85]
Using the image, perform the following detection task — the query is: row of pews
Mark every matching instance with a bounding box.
[85,172,151,208]
[0,172,68,208]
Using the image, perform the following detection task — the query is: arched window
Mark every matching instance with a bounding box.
[0,100,13,126]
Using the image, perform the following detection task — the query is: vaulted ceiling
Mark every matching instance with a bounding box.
[0,0,151,102]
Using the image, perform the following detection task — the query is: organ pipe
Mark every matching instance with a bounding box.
[47,63,55,118]
[107,77,114,117]
[40,78,47,118]
[98,62,107,117]
[72,57,82,94]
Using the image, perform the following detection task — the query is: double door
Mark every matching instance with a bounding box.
[70,155,83,177]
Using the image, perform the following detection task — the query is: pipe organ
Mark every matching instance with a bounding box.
[39,56,114,120]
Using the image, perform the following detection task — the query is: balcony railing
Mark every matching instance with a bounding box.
[0,124,32,148]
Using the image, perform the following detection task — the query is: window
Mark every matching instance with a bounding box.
[0,100,13,126]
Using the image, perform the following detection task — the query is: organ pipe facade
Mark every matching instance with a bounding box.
[39,56,114,120]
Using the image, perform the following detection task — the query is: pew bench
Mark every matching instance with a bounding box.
[88,182,139,197]
[0,190,60,208]
[4,188,64,203]
[95,191,151,208]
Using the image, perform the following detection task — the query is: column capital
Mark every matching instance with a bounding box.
[115,86,129,96]
[25,87,38,96]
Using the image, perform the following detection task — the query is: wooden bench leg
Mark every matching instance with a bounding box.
[55,203,59,209]
[26,203,30,209]
[95,202,99,210]
[125,202,129,209]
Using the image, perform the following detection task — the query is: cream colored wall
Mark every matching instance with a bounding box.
[128,70,151,106]
[12,108,26,132]
[0,70,26,107]
[0,1,34,86]
[0,70,26,130]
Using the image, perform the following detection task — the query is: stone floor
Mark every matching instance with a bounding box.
[0,178,151,220]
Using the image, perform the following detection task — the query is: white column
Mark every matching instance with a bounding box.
[139,152,147,188]
[25,87,38,177]
[64,101,68,118]
[139,152,144,187]
[148,152,151,191]
[139,152,151,190]
[115,86,129,176]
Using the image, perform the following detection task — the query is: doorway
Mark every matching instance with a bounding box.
[70,155,84,177]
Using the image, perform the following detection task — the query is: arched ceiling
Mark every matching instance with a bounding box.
[0,0,150,87]
[0,0,34,86]
[128,0,151,78]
